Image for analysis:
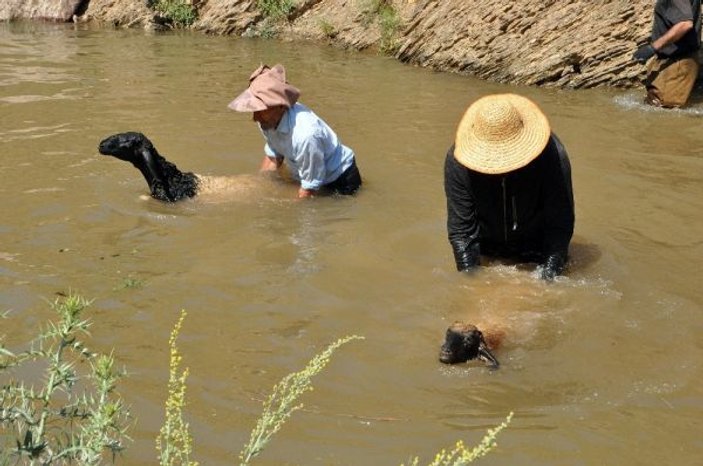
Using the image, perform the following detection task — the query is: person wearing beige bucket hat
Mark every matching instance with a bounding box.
[444,93,575,281]
[228,64,361,198]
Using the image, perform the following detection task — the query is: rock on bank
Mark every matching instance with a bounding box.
[3,0,654,89]
[1,0,86,21]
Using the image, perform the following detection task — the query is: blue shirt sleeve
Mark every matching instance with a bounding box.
[264,143,276,158]
[297,131,327,190]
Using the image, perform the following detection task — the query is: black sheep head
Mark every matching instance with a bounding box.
[98,131,153,163]
[439,321,499,368]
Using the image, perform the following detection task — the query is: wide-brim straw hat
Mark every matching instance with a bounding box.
[228,63,300,112]
[454,94,550,174]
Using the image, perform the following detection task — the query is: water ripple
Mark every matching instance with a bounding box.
[0,123,74,143]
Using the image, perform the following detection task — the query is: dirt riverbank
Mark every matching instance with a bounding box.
[2,0,654,89]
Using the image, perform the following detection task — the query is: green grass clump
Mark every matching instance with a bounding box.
[319,18,337,38]
[0,293,130,465]
[377,2,403,55]
[114,276,145,290]
[149,0,198,27]
[359,0,404,55]
[257,0,296,21]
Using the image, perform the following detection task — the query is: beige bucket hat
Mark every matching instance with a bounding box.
[454,94,551,174]
[228,64,300,112]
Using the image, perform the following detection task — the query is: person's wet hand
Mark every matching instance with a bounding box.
[632,44,656,63]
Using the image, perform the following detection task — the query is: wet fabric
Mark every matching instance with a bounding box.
[322,159,362,195]
[651,0,701,58]
[444,133,574,273]
[261,102,356,190]
[645,52,699,107]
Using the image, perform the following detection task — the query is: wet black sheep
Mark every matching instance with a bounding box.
[98,131,260,202]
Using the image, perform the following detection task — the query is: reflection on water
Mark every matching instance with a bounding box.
[1,21,702,466]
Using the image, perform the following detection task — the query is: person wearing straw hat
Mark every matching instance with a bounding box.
[632,0,701,108]
[444,93,575,281]
[228,64,361,198]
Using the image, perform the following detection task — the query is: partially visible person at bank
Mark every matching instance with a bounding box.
[444,93,575,281]
[228,63,361,198]
[632,0,701,108]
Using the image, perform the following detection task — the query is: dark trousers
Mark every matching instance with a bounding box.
[324,159,362,195]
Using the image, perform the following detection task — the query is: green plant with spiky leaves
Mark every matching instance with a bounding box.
[114,276,145,291]
[156,310,198,466]
[402,412,514,466]
[239,335,365,465]
[0,293,130,465]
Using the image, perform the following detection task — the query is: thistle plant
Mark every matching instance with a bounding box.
[156,310,198,466]
[0,293,130,465]
[402,412,514,466]
[239,335,365,465]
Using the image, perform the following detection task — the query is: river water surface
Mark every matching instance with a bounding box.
[1,22,702,465]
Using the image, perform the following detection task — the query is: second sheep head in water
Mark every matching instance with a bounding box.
[439,321,500,368]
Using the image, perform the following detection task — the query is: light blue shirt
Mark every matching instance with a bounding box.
[261,103,355,190]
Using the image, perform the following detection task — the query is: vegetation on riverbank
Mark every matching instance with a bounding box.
[257,0,295,21]
[148,0,197,27]
[1,293,512,465]
[360,0,403,55]
[1,0,650,89]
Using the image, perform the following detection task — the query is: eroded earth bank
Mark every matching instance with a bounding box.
[1,0,653,89]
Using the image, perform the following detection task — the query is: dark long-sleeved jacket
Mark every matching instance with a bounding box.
[444,133,575,278]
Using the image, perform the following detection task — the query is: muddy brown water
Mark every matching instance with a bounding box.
[1,21,703,465]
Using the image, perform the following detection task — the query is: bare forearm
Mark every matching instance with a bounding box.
[652,20,693,51]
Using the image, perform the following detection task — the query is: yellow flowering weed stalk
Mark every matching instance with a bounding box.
[402,412,514,466]
[239,335,365,465]
[156,309,198,466]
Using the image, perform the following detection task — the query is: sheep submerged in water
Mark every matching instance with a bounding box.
[98,131,262,202]
[439,321,501,368]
